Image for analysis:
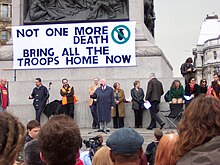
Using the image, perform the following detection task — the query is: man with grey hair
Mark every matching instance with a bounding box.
[145,73,165,130]
[0,78,9,112]
[24,139,46,165]
[90,78,114,132]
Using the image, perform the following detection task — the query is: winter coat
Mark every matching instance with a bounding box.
[185,83,200,97]
[131,87,144,110]
[111,89,125,117]
[177,136,220,165]
[169,85,185,100]
[145,78,164,102]
[31,85,49,108]
[92,85,114,122]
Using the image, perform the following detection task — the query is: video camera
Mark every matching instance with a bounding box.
[83,135,102,150]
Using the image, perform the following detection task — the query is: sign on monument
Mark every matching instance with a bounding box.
[12,21,136,69]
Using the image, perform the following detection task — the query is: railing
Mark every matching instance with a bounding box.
[204,38,220,48]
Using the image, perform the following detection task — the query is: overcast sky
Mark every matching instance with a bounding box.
[154,0,220,77]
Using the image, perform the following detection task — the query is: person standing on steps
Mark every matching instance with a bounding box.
[145,73,165,130]
[90,79,114,133]
[60,78,75,119]
[88,77,100,129]
[29,78,49,123]
[0,78,9,112]
[112,82,125,128]
[131,80,145,128]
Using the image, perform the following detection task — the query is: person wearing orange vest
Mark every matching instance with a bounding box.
[60,78,74,119]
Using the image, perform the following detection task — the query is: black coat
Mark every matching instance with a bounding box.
[185,84,200,97]
[92,86,114,122]
[31,85,49,108]
[44,100,62,118]
[180,63,195,76]
[145,78,164,102]
[131,88,144,110]
[199,86,207,94]
[146,141,159,165]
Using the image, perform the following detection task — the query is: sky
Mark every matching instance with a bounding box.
[154,0,220,77]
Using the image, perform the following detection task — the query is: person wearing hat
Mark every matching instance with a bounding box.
[106,128,144,165]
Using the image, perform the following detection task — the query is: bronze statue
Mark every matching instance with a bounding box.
[29,0,48,21]
[144,0,155,37]
[87,0,124,20]
[24,0,129,24]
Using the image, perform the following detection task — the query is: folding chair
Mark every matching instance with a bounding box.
[161,103,184,128]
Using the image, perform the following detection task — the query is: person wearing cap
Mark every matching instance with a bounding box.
[106,128,144,165]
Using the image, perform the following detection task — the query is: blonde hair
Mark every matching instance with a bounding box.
[92,146,113,165]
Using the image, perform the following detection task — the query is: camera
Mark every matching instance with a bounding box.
[83,135,102,150]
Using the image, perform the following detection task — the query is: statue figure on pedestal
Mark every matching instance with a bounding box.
[144,0,155,37]
[24,0,129,23]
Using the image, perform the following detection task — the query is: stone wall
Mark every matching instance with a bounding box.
[0,0,178,128]
[0,56,180,128]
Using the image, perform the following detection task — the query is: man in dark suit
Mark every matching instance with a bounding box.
[91,78,114,132]
[145,73,165,130]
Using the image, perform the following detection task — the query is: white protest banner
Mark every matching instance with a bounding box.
[12,21,136,69]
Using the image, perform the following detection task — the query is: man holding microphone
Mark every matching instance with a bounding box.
[91,79,114,132]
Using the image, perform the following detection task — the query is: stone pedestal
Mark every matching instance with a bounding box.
[0,0,174,128]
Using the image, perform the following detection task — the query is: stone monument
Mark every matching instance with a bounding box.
[23,0,129,23]
[0,0,173,127]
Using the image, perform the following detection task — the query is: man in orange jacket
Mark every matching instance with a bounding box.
[60,78,75,118]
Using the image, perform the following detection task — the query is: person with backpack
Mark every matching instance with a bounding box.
[145,129,163,165]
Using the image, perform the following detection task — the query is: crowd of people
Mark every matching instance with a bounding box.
[167,72,220,107]
[0,73,166,132]
[1,56,220,164]
[1,71,220,131]
[0,94,220,165]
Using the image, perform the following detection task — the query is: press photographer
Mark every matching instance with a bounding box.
[80,135,103,165]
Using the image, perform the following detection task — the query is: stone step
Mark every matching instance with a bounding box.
[7,102,174,128]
